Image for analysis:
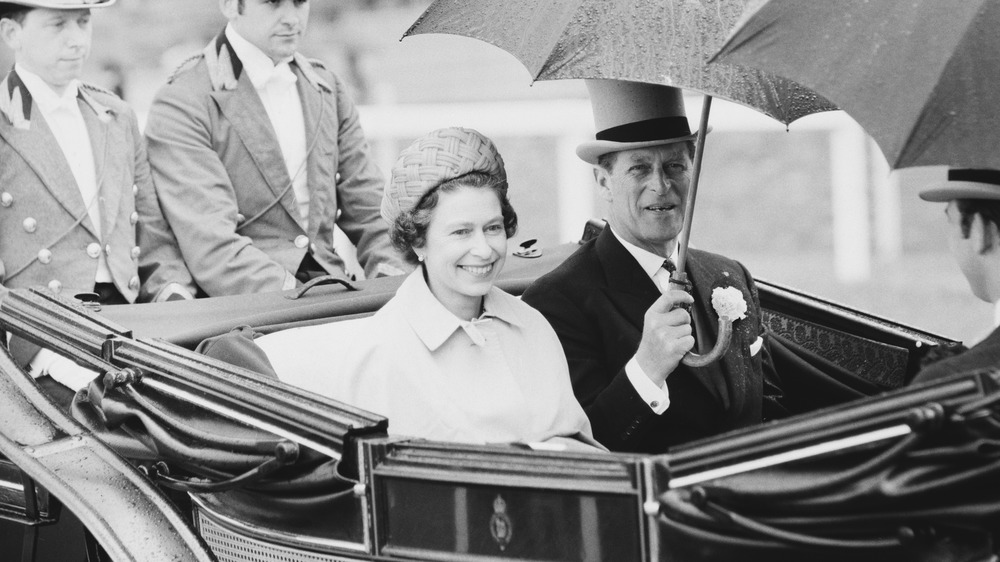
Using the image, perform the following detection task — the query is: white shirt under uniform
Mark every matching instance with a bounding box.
[225,25,310,227]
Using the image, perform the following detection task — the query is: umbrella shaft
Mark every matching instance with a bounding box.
[676,95,712,273]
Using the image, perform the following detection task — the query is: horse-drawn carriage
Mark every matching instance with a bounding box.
[2,227,997,562]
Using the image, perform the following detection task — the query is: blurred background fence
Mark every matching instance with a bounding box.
[1,0,989,345]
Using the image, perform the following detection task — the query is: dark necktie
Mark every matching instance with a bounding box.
[661,259,676,279]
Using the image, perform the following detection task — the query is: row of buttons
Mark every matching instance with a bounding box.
[37,244,141,264]
[18,212,140,233]
[45,276,140,295]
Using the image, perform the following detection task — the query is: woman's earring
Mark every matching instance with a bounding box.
[417,254,425,262]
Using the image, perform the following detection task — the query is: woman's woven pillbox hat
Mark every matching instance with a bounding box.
[381,127,506,225]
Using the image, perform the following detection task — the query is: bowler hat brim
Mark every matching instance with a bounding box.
[920,180,1000,202]
[0,0,115,10]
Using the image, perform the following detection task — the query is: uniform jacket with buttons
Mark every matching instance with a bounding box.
[522,227,784,453]
[144,31,407,297]
[0,69,195,303]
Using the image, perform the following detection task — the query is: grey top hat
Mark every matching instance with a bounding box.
[0,0,115,9]
[576,79,702,165]
[920,169,1000,202]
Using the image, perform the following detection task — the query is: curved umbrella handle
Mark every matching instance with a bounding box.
[682,317,733,368]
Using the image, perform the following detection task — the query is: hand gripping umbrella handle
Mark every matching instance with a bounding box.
[682,318,732,367]
[668,272,732,368]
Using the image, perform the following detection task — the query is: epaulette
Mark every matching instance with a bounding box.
[292,53,333,94]
[79,81,117,98]
[168,53,205,84]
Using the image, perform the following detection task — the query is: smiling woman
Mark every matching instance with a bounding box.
[258,127,600,448]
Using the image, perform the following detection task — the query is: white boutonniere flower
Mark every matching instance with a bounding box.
[711,286,748,321]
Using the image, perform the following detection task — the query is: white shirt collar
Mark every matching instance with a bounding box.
[15,64,80,115]
[395,269,524,351]
[224,24,295,90]
[608,225,678,280]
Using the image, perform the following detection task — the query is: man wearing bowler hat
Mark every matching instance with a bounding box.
[912,169,1000,383]
[0,0,195,392]
[522,80,784,453]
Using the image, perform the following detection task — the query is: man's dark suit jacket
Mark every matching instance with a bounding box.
[912,326,1000,383]
[522,228,782,453]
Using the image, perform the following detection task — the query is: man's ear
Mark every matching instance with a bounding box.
[594,167,613,203]
[219,0,237,20]
[0,18,21,51]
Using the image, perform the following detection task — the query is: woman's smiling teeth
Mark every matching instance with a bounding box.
[460,263,495,277]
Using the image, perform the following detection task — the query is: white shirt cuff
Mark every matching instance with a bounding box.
[625,355,670,414]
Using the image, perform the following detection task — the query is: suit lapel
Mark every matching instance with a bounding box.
[594,228,661,333]
[207,34,302,227]
[79,91,118,239]
[293,56,336,240]
[1,99,94,236]
[686,253,732,406]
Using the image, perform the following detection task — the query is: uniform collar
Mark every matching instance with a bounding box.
[14,64,80,116]
[1,68,31,129]
[206,27,331,94]
[3,65,113,127]
[396,269,523,351]
[608,225,678,279]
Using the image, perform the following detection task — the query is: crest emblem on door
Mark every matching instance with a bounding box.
[489,494,513,551]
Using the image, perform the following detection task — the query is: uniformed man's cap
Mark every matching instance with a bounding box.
[0,0,116,10]
[920,169,1000,202]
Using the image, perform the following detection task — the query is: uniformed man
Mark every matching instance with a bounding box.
[912,169,1000,383]
[143,0,409,297]
[0,0,196,390]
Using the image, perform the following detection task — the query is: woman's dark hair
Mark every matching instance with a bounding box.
[390,172,518,264]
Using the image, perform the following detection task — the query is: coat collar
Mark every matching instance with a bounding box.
[204,29,332,94]
[1,69,113,131]
[392,269,524,352]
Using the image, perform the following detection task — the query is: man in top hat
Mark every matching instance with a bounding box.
[912,169,1000,383]
[522,80,784,453]
[143,0,408,297]
[0,0,196,391]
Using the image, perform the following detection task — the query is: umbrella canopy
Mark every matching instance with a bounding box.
[404,0,837,125]
[404,0,837,366]
[712,0,1000,170]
